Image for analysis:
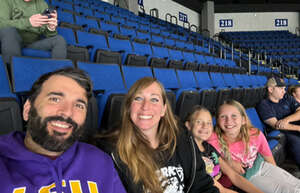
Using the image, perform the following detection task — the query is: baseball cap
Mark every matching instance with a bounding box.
[266,77,286,87]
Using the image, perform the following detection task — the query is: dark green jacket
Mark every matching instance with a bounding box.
[0,0,57,45]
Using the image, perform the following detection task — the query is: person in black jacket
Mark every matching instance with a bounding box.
[93,77,219,193]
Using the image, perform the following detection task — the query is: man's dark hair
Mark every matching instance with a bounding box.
[28,67,93,104]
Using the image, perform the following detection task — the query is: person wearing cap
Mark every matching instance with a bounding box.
[256,76,300,166]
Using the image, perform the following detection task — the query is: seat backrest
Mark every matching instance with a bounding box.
[233,73,247,87]
[11,57,74,94]
[108,36,133,53]
[246,108,265,132]
[176,70,197,89]
[121,65,152,88]
[152,68,179,90]
[222,73,238,88]
[194,71,214,90]
[210,72,227,88]
[77,62,125,93]
[119,26,137,38]
[182,51,196,63]
[57,27,77,45]
[151,45,170,59]
[76,30,108,50]
[168,48,184,61]
[75,16,99,30]
[136,30,151,41]
[77,62,126,131]
[194,53,207,64]
[151,34,165,44]
[99,21,120,35]
[0,56,14,97]
[131,41,153,57]
[57,10,74,24]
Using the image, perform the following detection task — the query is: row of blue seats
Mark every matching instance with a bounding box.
[0,55,289,166]
[57,27,233,70]
[0,56,268,130]
[52,0,194,39]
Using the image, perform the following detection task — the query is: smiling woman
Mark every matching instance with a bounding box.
[93,77,220,193]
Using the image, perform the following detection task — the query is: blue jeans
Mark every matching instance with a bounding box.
[0,27,66,64]
[249,161,300,193]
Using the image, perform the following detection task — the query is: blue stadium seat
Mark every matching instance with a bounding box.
[94,11,111,21]
[77,62,126,131]
[222,73,245,104]
[57,10,75,24]
[131,40,153,66]
[246,108,286,165]
[182,51,198,70]
[167,48,184,69]
[22,48,51,59]
[136,30,151,42]
[99,20,120,36]
[75,16,99,31]
[194,71,218,113]
[119,26,137,39]
[122,66,153,89]
[76,30,110,62]
[210,72,232,108]
[10,57,74,100]
[151,34,165,45]
[108,36,133,65]
[175,69,200,120]
[0,56,23,135]
[152,68,178,112]
[57,27,76,45]
[150,45,170,68]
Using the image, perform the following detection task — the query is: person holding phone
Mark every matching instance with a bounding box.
[0,0,67,64]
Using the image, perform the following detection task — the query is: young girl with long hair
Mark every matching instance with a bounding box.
[209,100,300,193]
[185,105,263,193]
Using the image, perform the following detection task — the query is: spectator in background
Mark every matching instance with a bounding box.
[94,77,220,193]
[210,100,300,193]
[0,0,66,64]
[0,68,126,193]
[185,105,263,193]
[288,84,300,103]
[256,77,300,166]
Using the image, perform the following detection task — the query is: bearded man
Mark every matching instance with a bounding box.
[0,67,126,193]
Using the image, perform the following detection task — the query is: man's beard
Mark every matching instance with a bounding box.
[26,106,85,152]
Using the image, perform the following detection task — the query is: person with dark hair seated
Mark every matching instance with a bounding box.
[0,67,126,193]
[0,0,66,64]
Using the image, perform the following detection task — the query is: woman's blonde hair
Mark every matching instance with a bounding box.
[215,100,259,161]
[117,77,179,193]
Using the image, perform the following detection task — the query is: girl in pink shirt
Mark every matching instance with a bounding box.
[185,105,263,193]
[209,100,300,193]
